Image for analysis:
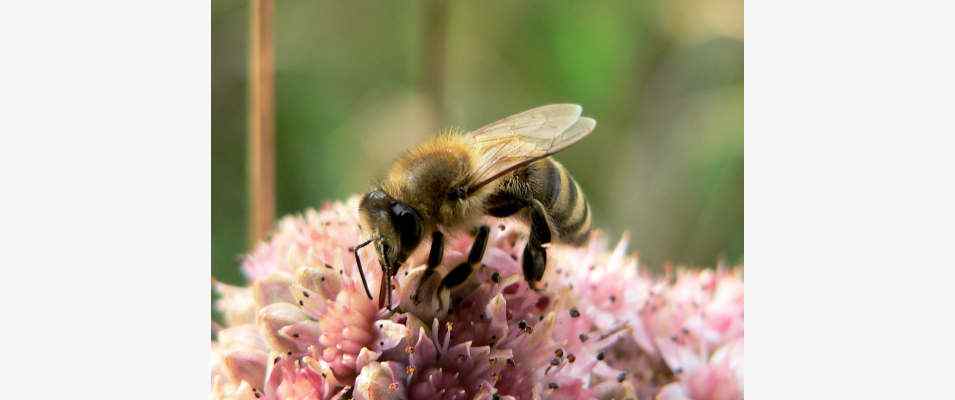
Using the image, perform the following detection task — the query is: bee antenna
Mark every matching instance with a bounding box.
[352,238,375,300]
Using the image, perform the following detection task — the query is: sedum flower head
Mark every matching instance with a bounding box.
[212,196,743,400]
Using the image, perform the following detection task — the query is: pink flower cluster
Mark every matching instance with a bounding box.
[212,197,743,400]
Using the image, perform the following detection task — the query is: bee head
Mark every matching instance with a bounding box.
[358,189,424,268]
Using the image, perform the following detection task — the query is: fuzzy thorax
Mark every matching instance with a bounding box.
[380,133,493,231]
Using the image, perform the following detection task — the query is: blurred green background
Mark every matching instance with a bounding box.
[213,0,743,286]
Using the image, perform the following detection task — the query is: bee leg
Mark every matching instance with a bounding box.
[523,199,552,291]
[351,239,375,300]
[413,231,445,305]
[468,225,491,264]
[440,225,490,292]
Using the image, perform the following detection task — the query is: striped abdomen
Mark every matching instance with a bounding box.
[530,158,592,245]
[476,158,587,247]
[486,158,592,245]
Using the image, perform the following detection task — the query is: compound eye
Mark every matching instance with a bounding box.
[389,203,422,250]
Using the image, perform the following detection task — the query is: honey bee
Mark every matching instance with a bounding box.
[354,104,596,310]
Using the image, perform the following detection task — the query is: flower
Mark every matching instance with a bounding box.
[255,255,409,383]
[211,324,269,399]
[241,199,369,281]
[400,318,503,400]
[264,359,329,400]
[656,338,743,400]
[602,267,744,399]
[212,196,744,400]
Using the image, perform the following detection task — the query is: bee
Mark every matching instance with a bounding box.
[354,104,596,310]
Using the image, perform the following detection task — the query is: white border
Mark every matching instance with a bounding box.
[1,2,211,398]
[746,0,955,397]
[2,1,955,398]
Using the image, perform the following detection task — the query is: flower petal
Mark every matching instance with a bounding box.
[212,375,257,400]
[222,349,268,392]
[355,347,381,372]
[353,361,407,400]
[257,302,309,354]
[372,319,408,352]
[214,280,257,327]
[278,320,322,348]
[252,273,295,308]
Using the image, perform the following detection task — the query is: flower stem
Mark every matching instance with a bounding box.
[248,0,275,246]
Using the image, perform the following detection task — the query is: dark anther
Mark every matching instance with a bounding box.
[299,300,304,306]
[518,320,532,334]
[609,295,616,303]
[550,358,560,366]
[491,272,501,283]
[302,291,309,298]
[579,333,589,342]
[617,372,627,382]
[567,354,576,363]
[596,352,605,361]
[548,382,559,390]
[569,308,580,318]
[554,349,564,358]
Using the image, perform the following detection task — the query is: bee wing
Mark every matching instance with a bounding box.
[465,104,596,192]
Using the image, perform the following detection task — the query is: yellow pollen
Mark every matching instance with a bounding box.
[388,382,399,392]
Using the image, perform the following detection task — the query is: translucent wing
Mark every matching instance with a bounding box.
[465,104,596,193]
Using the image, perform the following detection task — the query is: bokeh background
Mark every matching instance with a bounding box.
[213,0,743,286]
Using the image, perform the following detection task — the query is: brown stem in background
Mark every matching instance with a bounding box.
[422,0,448,123]
[248,0,275,246]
